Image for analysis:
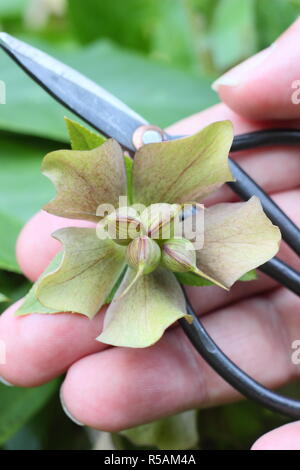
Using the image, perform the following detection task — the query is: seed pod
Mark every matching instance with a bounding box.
[105,207,145,245]
[161,238,196,273]
[126,235,161,274]
[161,237,227,289]
[115,236,161,300]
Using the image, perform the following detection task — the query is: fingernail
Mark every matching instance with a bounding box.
[0,376,14,387]
[211,44,276,92]
[59,386,84,426]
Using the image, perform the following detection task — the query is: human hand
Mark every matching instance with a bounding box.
[0,17,300,450]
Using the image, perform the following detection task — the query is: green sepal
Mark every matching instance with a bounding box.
[239,269,257,281]
[124,154,133,205]
[104,266,128,304]
[175,269,257,287]
[65,117,106,150]
[15,253,64,316]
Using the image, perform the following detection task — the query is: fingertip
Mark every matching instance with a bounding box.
[212,17,300,121]
[0,300,106,387]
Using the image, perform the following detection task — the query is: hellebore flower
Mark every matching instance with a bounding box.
[17,118,281,348]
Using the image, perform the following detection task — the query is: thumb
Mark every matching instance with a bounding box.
[212,17,300,121]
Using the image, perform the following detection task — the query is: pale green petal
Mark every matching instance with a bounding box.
[97,267,189,348]
[36,228,126,318]
[132,121,234,205]
[42,139,127,222]
[16,253,64,316]
[196,196,281,288]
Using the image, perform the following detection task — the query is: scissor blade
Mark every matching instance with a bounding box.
[0,32,148,150]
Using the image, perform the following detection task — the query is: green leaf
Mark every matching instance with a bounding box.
[65,117,106,150]
[0,379,59,446]
[68,0,200,73]
[0,39,217,141]
[120,410,198,450]
[0,0,26,18]
[0,293,9,303]
[42,139,127,222]
[0,212,22,272]
[16,253,63,316]
[256,0,300,50]
[68,0,155,51]
[150,0,200,73]
[98,267,190,348]
[176,269,257,286]
[36,228,126,319]
[239,269,257,281]
[209,0,257,71]
[0,133,59,272]
[133,121,234,206]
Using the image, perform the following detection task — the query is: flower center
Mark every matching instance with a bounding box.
[104,204,198,277]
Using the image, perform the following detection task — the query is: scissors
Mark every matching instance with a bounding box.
[1,32,300,419]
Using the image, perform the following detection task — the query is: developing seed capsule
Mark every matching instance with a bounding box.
[126,235,161,274]
[105,207,145,245]
[161,237,227,289]
[161,238,197,273]
[116,236,161,299]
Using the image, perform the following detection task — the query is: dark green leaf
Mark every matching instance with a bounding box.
[0,293,9,303]
[4,387,91,450]
[68,0,200,72]
[0,212,22,272]
[255,0,300,49]
[68,0,155,51]
[209,0,257,70]
[0,379,59,445]
[0,133,60,272]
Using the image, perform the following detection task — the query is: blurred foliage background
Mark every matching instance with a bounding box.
[0,0,299,450]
